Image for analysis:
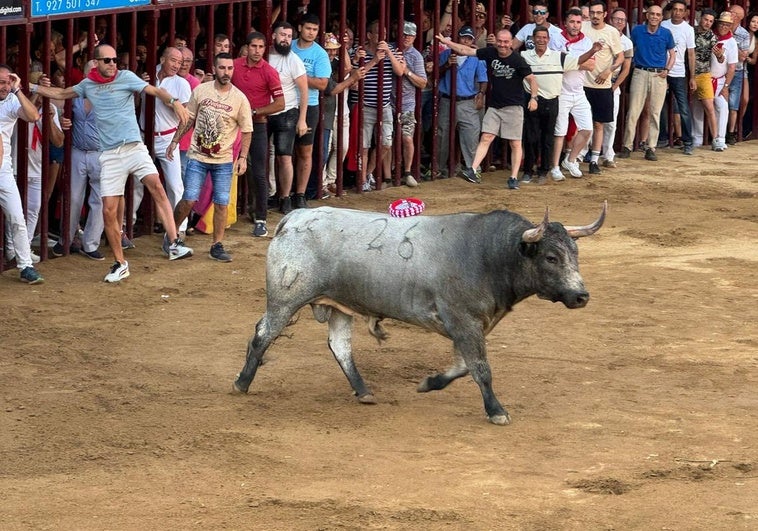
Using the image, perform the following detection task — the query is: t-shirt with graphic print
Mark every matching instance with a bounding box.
[475,47,532,108]
[186,81,253,164]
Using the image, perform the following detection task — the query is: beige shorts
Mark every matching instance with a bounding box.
[695,72,714,100]
[481,106,524,140]
[362,106,394,148]
[99,142,158,197]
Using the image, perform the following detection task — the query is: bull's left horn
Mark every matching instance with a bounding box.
[564,201,608,238]
[522,207,550,243]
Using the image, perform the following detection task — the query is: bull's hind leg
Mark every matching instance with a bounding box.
[455,335,510,425]
[328,309,376,404]
[233,309,293,393]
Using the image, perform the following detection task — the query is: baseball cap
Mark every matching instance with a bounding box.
[403,21,417,36]
[458,26,475,39]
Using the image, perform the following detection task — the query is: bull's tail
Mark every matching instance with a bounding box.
[367,316,388,344]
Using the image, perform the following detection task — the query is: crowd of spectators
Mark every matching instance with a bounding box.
[1,0,756,284]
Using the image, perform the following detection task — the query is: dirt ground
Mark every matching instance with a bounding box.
[2,142,757,530]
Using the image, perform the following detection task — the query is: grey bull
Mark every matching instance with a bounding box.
[234,202,607,425]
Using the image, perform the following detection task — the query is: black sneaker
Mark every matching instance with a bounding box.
[644,148,658,161]
[520,173,532,184]
[252,221,268,237]
[279,196,293,214]
[588,162,601,174]
[507,177,519,190]
[79,248,105,261]
[209,242,232,262]
[617,147,632,159]
[726,132,738,145]
[293,193,308,209]
[460,167,481,184]
[51,242,65,257]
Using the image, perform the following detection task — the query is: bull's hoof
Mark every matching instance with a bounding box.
[357,393,377,404]
[488,413,511,426]
[416,376,433,393]
[232,375,249,394]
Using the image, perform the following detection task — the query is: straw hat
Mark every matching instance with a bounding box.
[323,32,341,49]
[717,11,733,24]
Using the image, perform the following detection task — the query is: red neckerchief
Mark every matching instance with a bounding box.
[561,29,585,44]
[31,123,42,150]
[87,69,117,84]
[717,31,733,42]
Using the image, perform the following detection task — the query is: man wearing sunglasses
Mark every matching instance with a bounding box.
[513,2,562,51]
[33,44,193,283]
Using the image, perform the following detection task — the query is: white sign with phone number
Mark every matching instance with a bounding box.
[32,0,148,18]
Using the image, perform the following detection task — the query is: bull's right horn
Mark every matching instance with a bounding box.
[522,207,550,243]
[564,201,608,238]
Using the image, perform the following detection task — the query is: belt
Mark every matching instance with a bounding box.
[154,127,178,137]
[441,94,477,101]
[635,66,667,73]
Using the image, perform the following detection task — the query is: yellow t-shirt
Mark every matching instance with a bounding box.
[188,81,253,164]
[582,22,623,89]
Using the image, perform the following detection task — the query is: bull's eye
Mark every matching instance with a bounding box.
[545,255,559,264]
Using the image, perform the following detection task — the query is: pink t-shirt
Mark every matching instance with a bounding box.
[179,73,201,152]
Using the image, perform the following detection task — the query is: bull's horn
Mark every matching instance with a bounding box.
[522,207,550,243]
[564,201,608,238]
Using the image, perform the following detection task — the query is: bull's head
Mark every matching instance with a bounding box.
[520,202,607,309]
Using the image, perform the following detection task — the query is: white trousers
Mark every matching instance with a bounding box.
[602,86,622,161]
[0,159,34,269]
[133,135,186,231]
[324,110,351,187]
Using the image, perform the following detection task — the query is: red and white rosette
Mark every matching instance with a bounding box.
[389,198,426,218]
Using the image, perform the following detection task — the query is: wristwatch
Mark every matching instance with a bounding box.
[253,108,257,116]
[167,97,177,105]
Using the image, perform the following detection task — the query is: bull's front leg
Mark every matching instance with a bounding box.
[455,335,511,425]
[328,309,376,404]
[233,311,287,394]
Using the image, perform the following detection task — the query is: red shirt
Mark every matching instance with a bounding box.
[232,57,284,110]
[178,73,202,152]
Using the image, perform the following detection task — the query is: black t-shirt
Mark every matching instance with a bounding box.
[475,47,532,108]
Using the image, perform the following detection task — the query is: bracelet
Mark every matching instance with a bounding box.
[11,87,19,95]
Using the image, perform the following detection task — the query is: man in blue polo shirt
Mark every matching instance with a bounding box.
[435,26,488,179]
[620,4,675,161]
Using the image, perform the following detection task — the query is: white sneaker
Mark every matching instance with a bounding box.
[104,261,130,283]
[561,158,583,178]
[403,173,419,187]
[550,166,565,182]
[168,239,193,261]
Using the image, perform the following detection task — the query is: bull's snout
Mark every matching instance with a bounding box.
[564,291,589,309]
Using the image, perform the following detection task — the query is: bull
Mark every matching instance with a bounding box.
[233,202,607,425]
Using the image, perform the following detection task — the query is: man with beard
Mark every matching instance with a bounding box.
[291,13,332,208]
[548,7,600,180]
[619,5,675,162]
[513,1,562,50]
[581,0,624,174]
[0,66,43,284]
[33,44,193,283]
[232,31,285,238]
[691,9,721,148]
[437,29,538,190]
[167,53,252,262]
[267,21,308,214]
[134,47,192,236]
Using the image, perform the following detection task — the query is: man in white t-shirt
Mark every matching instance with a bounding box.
[708,12,738,151]
[513,1,562,51]
[136,47,192,233]
[548,8,598,180]
[267,21,308,214]
[660,0,696,154]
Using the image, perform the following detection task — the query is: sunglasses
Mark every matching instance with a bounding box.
[97,57,118,64]
[532,9,548,15]
[476,13,486,19]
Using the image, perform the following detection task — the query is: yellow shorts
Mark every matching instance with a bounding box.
[695,73,714,100]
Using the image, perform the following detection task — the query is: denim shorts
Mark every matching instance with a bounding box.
[183,158,234,206]
[728,72,744,112]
